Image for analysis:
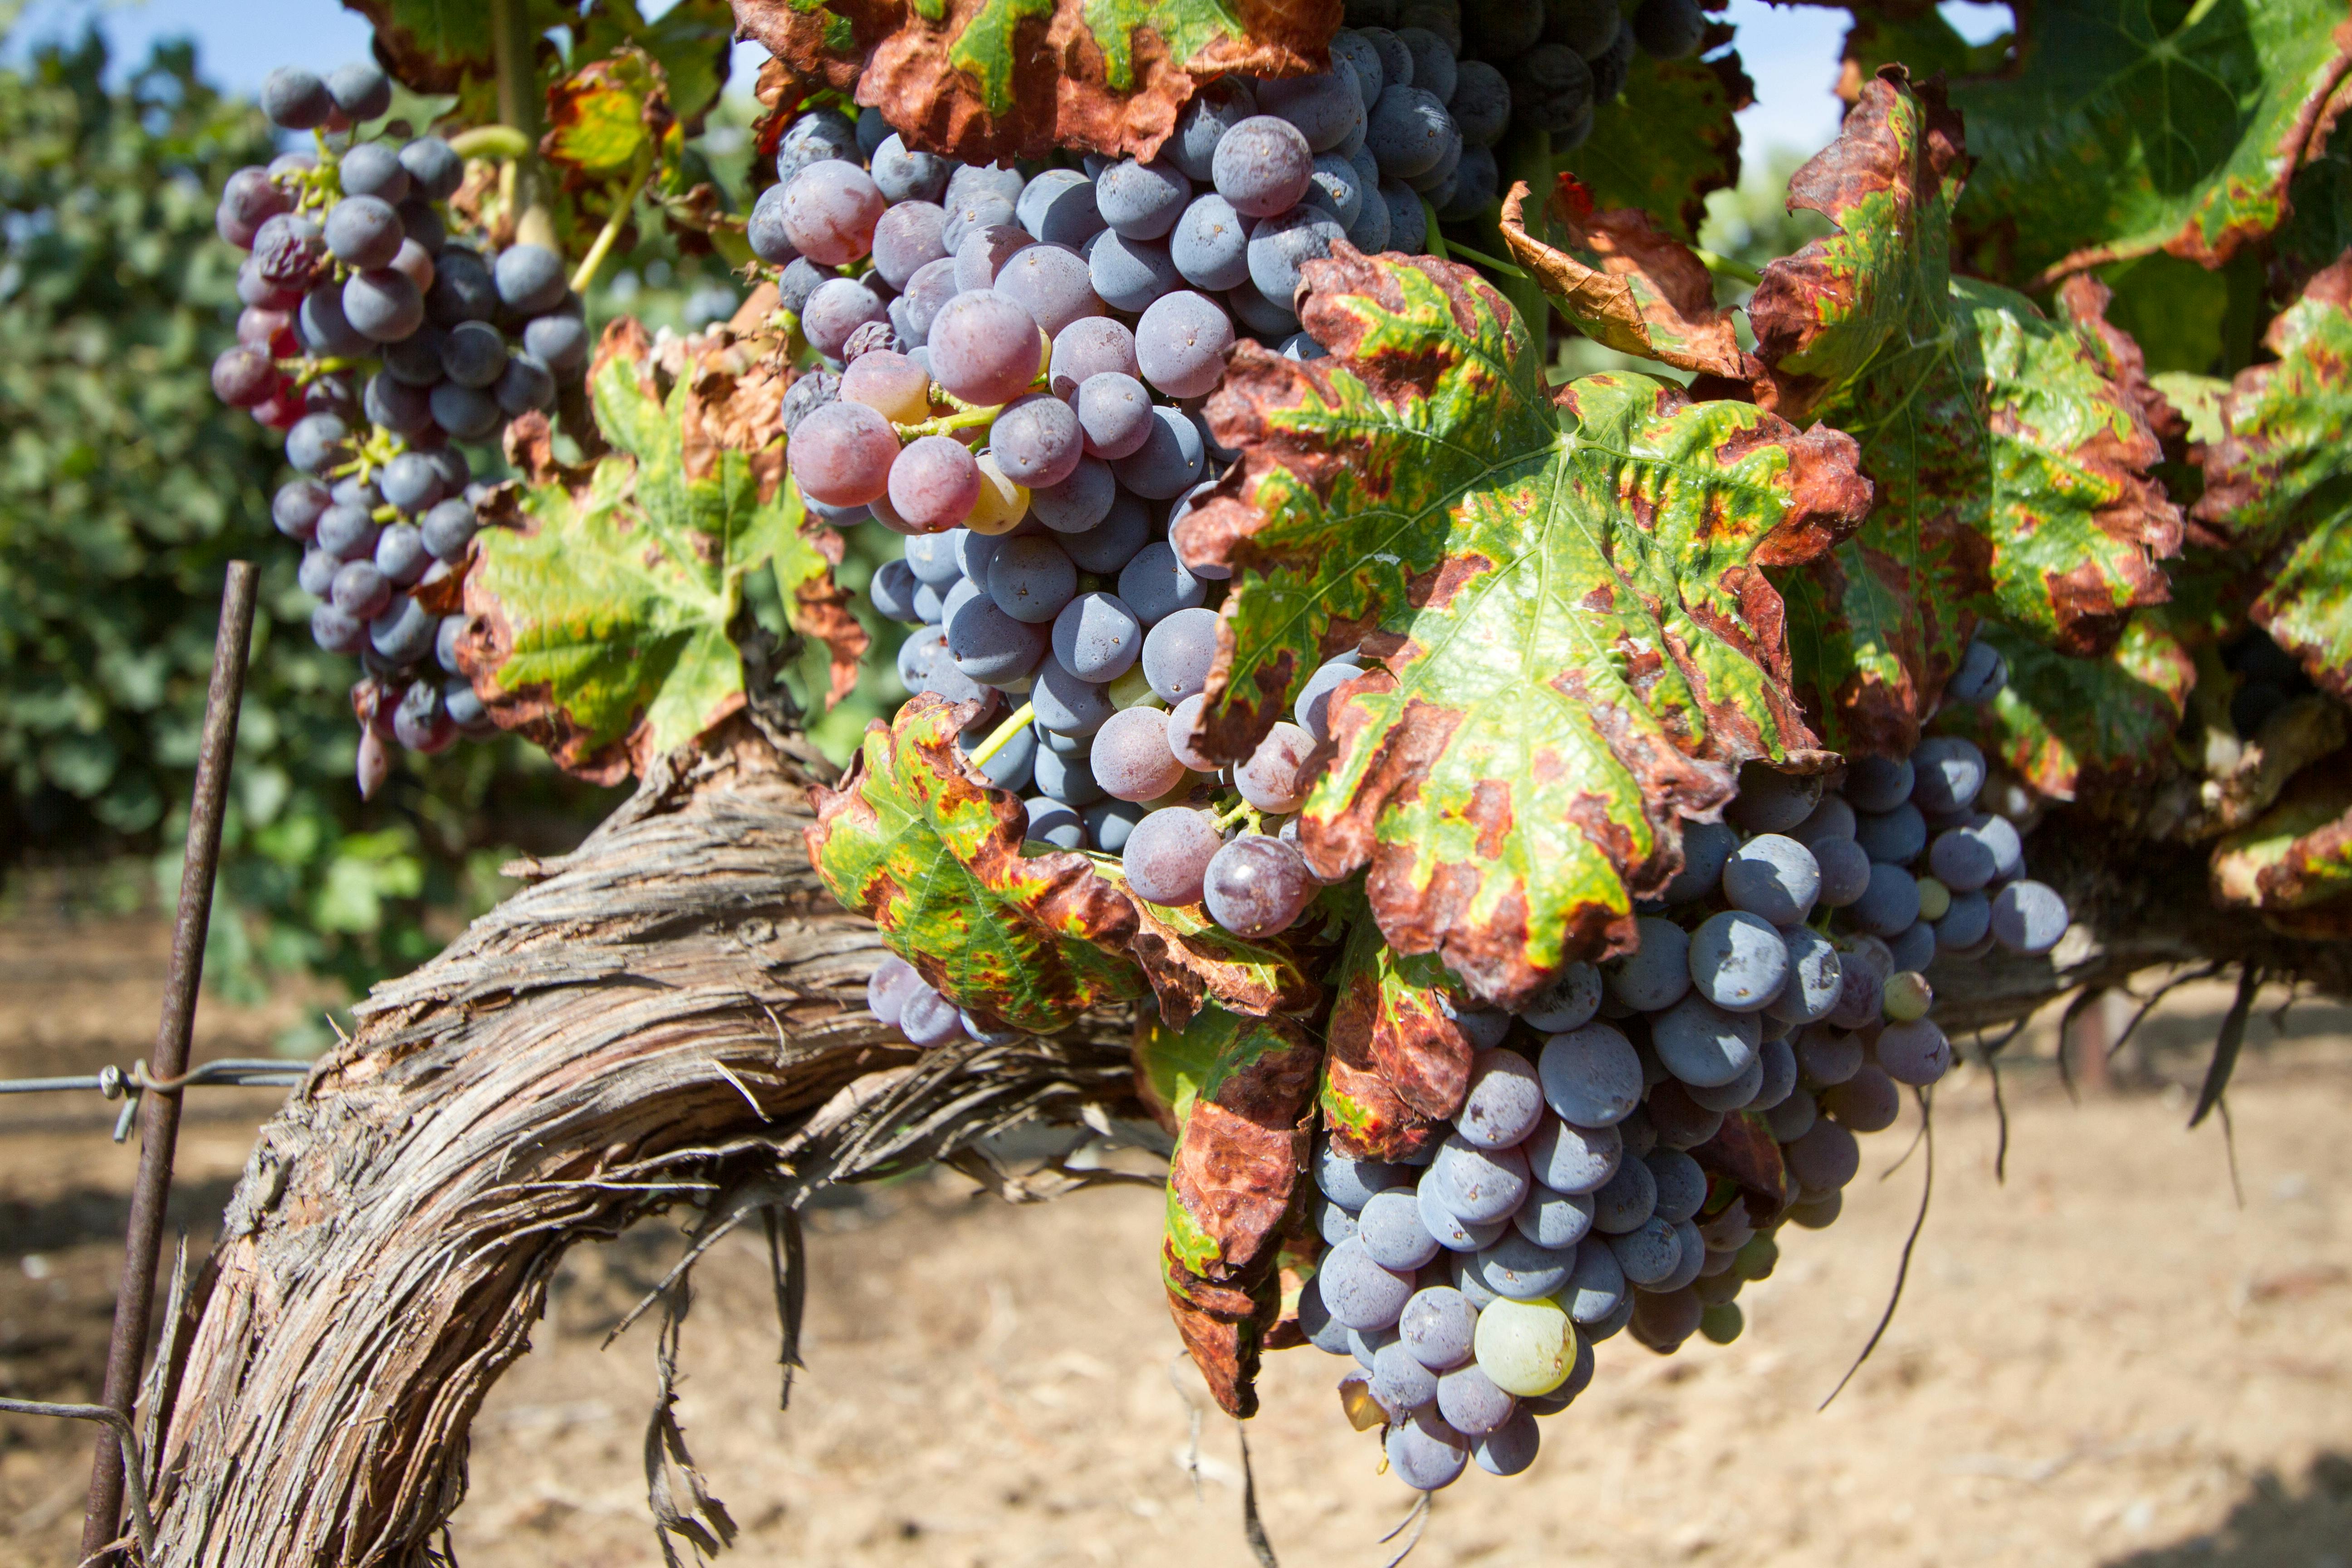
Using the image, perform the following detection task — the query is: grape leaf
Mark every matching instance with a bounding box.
[1316,916,1473,1162]
[732,0,1338,164]
[1102,864,1323,1030]
[343,0,565,94]
[577,0,737,128]
[1497,172,1753,380]
[1140,1003,1319,1417]
[2211,763,2352,915]
[1835,0,2013,98]
[542,46,679,191]
[2195,257,2352,701]
[1172,248,1872,1009]
[805,693,1148,1031]
[1947,0,2352,286]
[1751,69,2183,757]
[1931,616,2195,802]
[461,320,864,781]
[1554,41,1752,242]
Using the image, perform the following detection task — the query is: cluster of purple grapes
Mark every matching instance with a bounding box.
[1292,645,2072,1492]
[207,60,594,791]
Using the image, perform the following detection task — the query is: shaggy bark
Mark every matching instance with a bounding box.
[137,725,1137,1567]
[126,735,2351,1566]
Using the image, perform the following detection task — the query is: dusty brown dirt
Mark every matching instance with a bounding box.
[2,917,2349,1568]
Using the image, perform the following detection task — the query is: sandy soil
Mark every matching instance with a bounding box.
[2,916,2349,1568]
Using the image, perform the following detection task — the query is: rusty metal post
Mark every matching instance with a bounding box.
[80,561,259,1562]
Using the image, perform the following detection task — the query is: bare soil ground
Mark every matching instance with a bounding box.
[3,916,2350,1568]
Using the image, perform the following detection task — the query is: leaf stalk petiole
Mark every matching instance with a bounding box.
[967,702,1035,771]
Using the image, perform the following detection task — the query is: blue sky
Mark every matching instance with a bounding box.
[6,0,2013,161]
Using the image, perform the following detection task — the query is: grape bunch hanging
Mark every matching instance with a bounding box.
[758,7,2075,1499]
[208,59,586,794]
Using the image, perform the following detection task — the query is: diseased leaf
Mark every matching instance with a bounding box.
[461,320,863,780]
[542,45,677,190]
[1498,173,1753,380]
[1103,864,1323,1030]
[732,0,1338,164]
[577,0,737,128]
[1932,616,2194,802]
[1172,247,1872,1008]
[2195,257,2352,700]
[805,693,1148,1030]
[1141,1004,1321,1417]
[1316,916,1473,1161]
[1947,0,2352,285]
[1554,41,1751,242]
[2211,760,2352,912]
[1691,1109,1789,1220]
[1753,69,2183,756]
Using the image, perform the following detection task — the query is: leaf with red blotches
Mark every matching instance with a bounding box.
[1317,918,1474,1161]
[1498,173,1753,380]
[1752,69,2183,759]
[732,0,1338,165]
[1931,617,2196,803]
[806,693,1147,1032]
[1139,1003,1321,1416]
[1105,866,1323,1031]
[459,320,863,781]
[2195,257,2352,702]
[1171,247,1870,1009]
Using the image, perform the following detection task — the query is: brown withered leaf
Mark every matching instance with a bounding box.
[732,0,1339,165]
[1140,1004,1322,1417]
[1498,173,1753,380]
[1107,869,1323,1031]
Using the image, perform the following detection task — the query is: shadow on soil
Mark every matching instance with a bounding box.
[2107,1452,2352,1567]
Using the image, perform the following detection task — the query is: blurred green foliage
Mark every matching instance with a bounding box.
[0,30,621,1038]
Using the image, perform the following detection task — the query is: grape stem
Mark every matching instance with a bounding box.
[1690,246,1764,287]
[1420,199,1450,262]
[571,153,652,297]
[1437,238,1528,279]
[894,402,999,440]
[1211,798,1256,830]
[967,702,1035,771]
[447,125,534,162]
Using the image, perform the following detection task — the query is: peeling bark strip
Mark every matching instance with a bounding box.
[735,0,1338,165]
[1175,246,1867,1007]
[147,725,1137,1567]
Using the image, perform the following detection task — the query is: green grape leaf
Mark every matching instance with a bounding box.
[1102,863,1323,1031]
[577,0,737,128]
[1932,616,2195,802]
[732,0,1338,163]
[1947,0,2352,286]
[1172,249,1872,1009]
[1316,916,1475,1161]
[2195,257,2352,701]
[1751,69,2183,757]
[804,693,1148,1030]
[2212,764,2352,914]
[343,0,566,93]
[1555,43,1752,241]
[1837,0,2014,91]
[461,321,863,782]
[1498,172,1754,380]
[542,46,678,190]
[1142,1002,1319,1418]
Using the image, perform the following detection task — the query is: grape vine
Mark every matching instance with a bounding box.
[175,0,2352,1544]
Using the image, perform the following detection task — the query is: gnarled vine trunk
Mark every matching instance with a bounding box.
[126,728,2352,1568]
[138,723,1135,1567]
